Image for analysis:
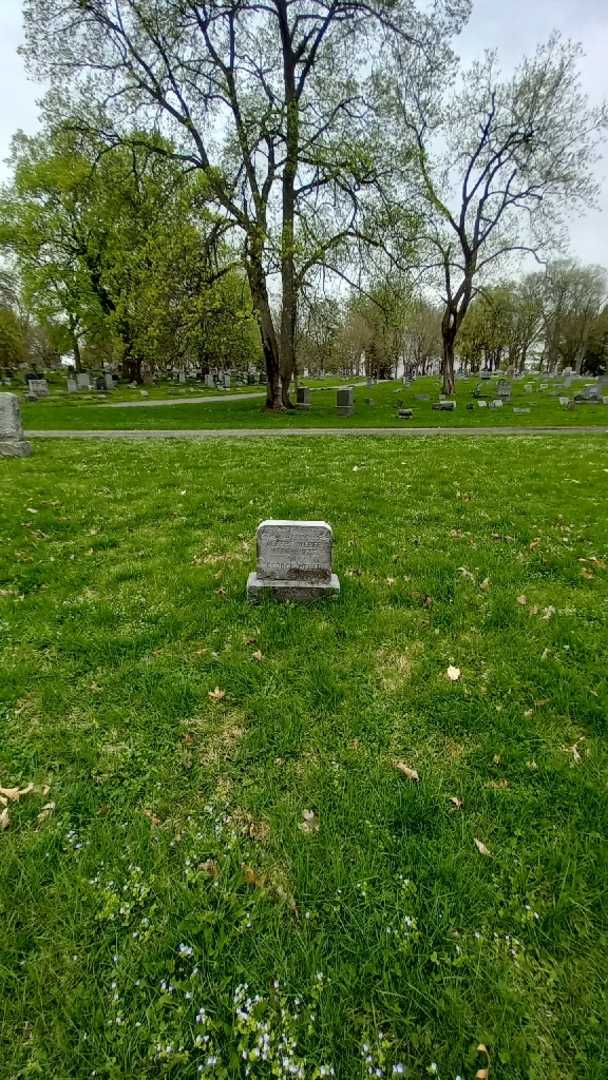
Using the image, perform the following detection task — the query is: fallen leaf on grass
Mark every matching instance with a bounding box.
[448,796,463,809]
[394,762,420,782]
[37,802,55,822]
[0,783,34,802]
[208,687,226,703]
[458,566,475,581]
[492,754,502,765]
[562,739,584,764]
[198,859,220,877]
[143,809,161,827]
[516,594,528,605]
[474,838,492,857]
[244,635,257,646]
[0,807,9,830]
[446,665,461,682]
[479,577,491,592]
[215,587,227,596]
[300,809,320,833]
[542,605,556,620]
[529,537,541,551]
[251,650,264,662]
[487,778,509,790]
[475,1043,490,1079]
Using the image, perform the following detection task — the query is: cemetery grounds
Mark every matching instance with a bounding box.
[1,433,607,1079]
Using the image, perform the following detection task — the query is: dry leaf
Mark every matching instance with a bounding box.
[394,762,420,782]
[492,754,502,765]
[0,783,34,802]
[198,859,220,877]
[143,809,161,827]
[458,566,475,581]
[480,577,491,592]
[37,801,55,822]
[516,594,528,605]
[208,687,226,703]
[529,537,541,551]
[474,838,492,857]
[542,605,556,620]
[251,650,264,662]
[386,576,396,586]
[244,636,257,645]
[475,1043,490,1078]
[300,809,320,833]
[215,587,227,596]
[562,740,583,764]
[487,778,509,790]
[446,665,461,682]
[448,796,463,809]
[0,807,9,830]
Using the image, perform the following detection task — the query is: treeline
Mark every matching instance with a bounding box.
[0,129,262,381]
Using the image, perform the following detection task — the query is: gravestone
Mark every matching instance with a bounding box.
[77,372,91,390]
[524,383,534,393]
[336,387,354,417]
[296,387,311,410]
[247,520,340,601]
[477,399,488,408]
[489,399,503,408]
[104,372,114,390]
[67,378,77,393]
[397,408,413,419]
[178,371,186,384]
[432,400,456,411]
[559,396,570,406]
[574,385,601,403]
[0,394,32,458]
[223,374,231,389]
[513,407,531,414]
[27,378,48,397]
[480,370,492,380]
[496,379,512,400]
[415,393,430,402]
[143,372,154,386]
[205,373,215,388]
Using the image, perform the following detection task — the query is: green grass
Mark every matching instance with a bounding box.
[1,436,607,1079]
[18,375,608,431]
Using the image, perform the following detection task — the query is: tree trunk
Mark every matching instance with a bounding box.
[279,30,298,409]
[441,334,456,395]
[246,257,282,409]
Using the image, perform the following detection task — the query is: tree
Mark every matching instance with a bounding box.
[385,33,607,392]
[22,0,467,407]
[528,259,607,372]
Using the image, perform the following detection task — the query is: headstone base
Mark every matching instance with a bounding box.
[296,403,311,410]
[0,439,32,458]
[336,406,353,417]
[247,571,340,602]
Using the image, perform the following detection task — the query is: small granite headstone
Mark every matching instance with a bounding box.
[489,399,503,408]
[223,374,231,389]
[477,399,488,408]
[432,400,456,411]
[178,371,186,384]
[513,407,531,414]
[205,374,215,388]
[247,520,340,602]
[104,372,114,390]
[574,385,601,403]
[77,372,91,390]
[336,387,354,417]
[27,378,48,397]
[296,387,311,410]
[496,379,512,400]
[0,393,32,458]
[480,370,492,380]
[397,408,413,419]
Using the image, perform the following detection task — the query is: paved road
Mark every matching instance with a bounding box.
[104,392,266,407]
[26,426,608,439]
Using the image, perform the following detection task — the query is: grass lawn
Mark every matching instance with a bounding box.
[1,436,607,1079]
[19,375,608,431]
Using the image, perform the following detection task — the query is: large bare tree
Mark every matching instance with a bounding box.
[385,33,607,393]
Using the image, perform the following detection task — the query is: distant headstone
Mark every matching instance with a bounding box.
[76,372,91,390]
[67,378,78,393]
[559,396,570,406]
[247,520,340,602]
[0,393,32,458]
[205,374,215,388]
[574,385,601,403]
[489,399,504,408]
[296,387,311,410]
[496,379,512,400]
[480,370,492,380]
[477,399,488,408]
[524,383,534,393]
[178,371,186,384]
[223,374,231,389]
[415,393,430,402]
[27,378,48,397]
[432,400,456,411]
[513,407,531,414]
[397,408,413,419]
[336,387,354,417]
[143,372,154,386]
[104,372,114,390]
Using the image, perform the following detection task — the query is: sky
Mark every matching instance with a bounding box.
[0,0,606,267]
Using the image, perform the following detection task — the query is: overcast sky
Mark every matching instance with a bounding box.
[1,0,606,266]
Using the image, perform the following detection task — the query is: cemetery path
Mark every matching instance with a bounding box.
[104,392,266,407]
[26,425,608,439]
